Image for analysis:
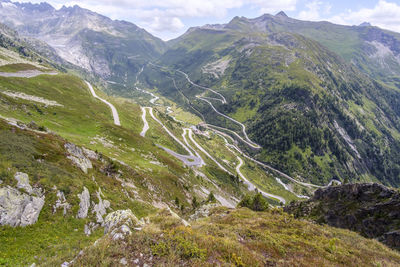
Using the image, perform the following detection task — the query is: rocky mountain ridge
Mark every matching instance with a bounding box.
[285,183,400,250]
[0,0,166,84]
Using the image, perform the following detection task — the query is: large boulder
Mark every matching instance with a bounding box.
[189,203,219,221]
[0,186,45,226]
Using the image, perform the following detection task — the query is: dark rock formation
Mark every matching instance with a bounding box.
[284,183,400,250]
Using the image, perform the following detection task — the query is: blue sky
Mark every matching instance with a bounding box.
[16,0,400,40]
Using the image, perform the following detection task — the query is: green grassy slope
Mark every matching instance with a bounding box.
[74,207,400,267]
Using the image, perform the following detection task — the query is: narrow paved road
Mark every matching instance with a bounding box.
[135,86,159,104]
[176,70,227,104]
[203,124,321,189]
[235,156,286,204]
[197,96,261,149]
[140,107,149,137]
[182,128,205,167]
[148,107,193,155]
[187,128,232,175]
[227,142,320,188]
[86,81,121,126]
[157,145,204,167]
[145,107,204,167]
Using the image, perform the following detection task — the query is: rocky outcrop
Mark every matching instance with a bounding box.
[285,183,400,250]
[77,187,90,219]
[189,203,219,221]
[103,209,143,240]
[0,186,45,226]
[53,190,71,215]
[0,172,45,227]
[92,188,110,224]
[65,143,93,174]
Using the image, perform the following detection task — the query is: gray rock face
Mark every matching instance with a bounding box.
[77,187,90,219]
[53,190,71,215]
[382,230,400,249]
[104,209,139,233]
[104,209,142,241]
[82,147,99,160]
[92,188,110,224]
[65,143,93,174]
[0,186,45,226]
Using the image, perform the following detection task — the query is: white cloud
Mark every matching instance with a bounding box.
[248,0,297,14]
[329,0,400,33]
[297,0,331,21]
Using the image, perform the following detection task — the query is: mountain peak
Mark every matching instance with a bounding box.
[359,22,371,27]
[275,11,288,18]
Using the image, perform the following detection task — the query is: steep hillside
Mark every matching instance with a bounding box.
[285,183,400,250]
[73,207,400,267]
[0,46,247,265]
[141,13,400,188]
[0,0,166,91]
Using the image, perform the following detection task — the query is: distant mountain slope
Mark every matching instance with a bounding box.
[210,12,400,89]
[141,12,400,187]
[0,22,60,68]
[0,0,166,88]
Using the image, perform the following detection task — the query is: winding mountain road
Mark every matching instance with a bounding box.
[138,63,325,203]
[196,96,261,149]
[135,86,159,104]
[187,128,232,175]
[235,156,286,204]
[177,70,227,104]
[143,107,204,167]
[86,81,121,126]
[182,128,205,167]
[174,69,261,149]
[140,107,150,137]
